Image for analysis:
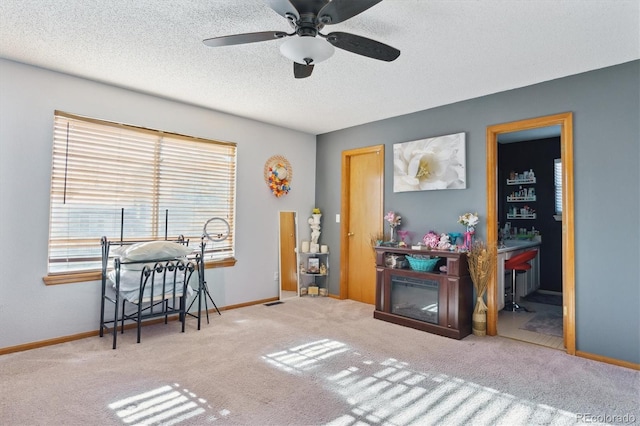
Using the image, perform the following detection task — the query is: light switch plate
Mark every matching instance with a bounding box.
[336,214,340,223]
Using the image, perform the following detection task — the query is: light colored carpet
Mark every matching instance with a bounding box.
[1,297,638,425]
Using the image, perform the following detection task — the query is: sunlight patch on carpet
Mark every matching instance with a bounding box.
[263,340,580,425]
[326,358,575,425]
[108,383,228,425]
[262,339,349,373]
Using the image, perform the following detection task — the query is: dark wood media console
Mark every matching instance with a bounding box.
[374,247,473,339]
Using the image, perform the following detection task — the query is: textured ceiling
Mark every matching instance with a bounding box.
[0,0,638,135]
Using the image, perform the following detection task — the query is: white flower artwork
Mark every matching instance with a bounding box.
[393,132,466,192]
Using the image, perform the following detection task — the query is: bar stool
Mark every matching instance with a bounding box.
[504,249,538,312]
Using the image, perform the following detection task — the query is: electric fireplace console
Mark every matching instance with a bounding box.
[374,247,473,340]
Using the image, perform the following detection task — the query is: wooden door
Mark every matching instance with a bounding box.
[279,211,297,292]
[340,145,384,304]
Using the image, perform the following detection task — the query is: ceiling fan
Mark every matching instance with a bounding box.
[202,0,400,78]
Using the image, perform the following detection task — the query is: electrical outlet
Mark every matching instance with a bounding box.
[274,271,279,281]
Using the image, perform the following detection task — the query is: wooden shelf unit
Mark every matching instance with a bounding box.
[374,247,473,340]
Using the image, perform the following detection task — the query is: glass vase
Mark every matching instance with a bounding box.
[464,226,475,250]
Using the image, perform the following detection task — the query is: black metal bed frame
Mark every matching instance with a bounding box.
[98,209,223,348]
[99,236,198,349]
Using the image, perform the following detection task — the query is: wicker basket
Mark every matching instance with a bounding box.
[406,255,439,272]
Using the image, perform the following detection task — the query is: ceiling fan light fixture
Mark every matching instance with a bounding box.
[279,36,335,65]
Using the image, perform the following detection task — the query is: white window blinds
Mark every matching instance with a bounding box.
[554,158,562,215]
[48,111,237,274]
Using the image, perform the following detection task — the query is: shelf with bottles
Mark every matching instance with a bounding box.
[507,169,536,186]
[507,195,536,202]
[507,213,537,220]
[507,185,535,202]
[507,205,536,220]
[507,177,536,185]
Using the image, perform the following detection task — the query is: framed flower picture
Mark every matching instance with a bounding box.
[393,132,466,192]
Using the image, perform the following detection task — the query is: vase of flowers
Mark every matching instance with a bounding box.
[312,207,322,224]
[384,211,401,243]
[422,231,439,249]
[458,212,479,250]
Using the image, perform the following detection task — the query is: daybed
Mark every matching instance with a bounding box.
[99,236,198,349]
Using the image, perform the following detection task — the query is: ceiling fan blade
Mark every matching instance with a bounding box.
[293,62,314,79]
[265,0,299,21]
[318,0,383,25]
[325,32,400,61]
[203,31,288,47]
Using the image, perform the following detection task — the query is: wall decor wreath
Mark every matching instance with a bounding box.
[264,155,292,197]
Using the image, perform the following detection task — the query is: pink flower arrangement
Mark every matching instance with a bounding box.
[384,211,401,228]
[422,231,439,248]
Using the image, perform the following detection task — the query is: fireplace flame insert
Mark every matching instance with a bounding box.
[391,274,439,324]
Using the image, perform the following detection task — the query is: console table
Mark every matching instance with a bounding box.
[374,247,473,339]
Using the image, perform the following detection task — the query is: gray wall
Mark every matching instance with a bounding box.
[316,60,640,364]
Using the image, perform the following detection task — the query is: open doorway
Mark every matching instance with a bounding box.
[496,128,563,348]
[486,112,576,355]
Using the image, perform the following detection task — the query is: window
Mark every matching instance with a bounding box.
[46,111,237,282]
[554,158,562,218]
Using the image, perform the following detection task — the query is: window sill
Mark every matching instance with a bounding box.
[43,257,237,285]
[204,257,237,269]
[43,270,102,285]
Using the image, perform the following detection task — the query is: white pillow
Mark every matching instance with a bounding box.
[120,240,194,261]
[110,245,129,258]
[109,245,153,270]
[120,261,155,272]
